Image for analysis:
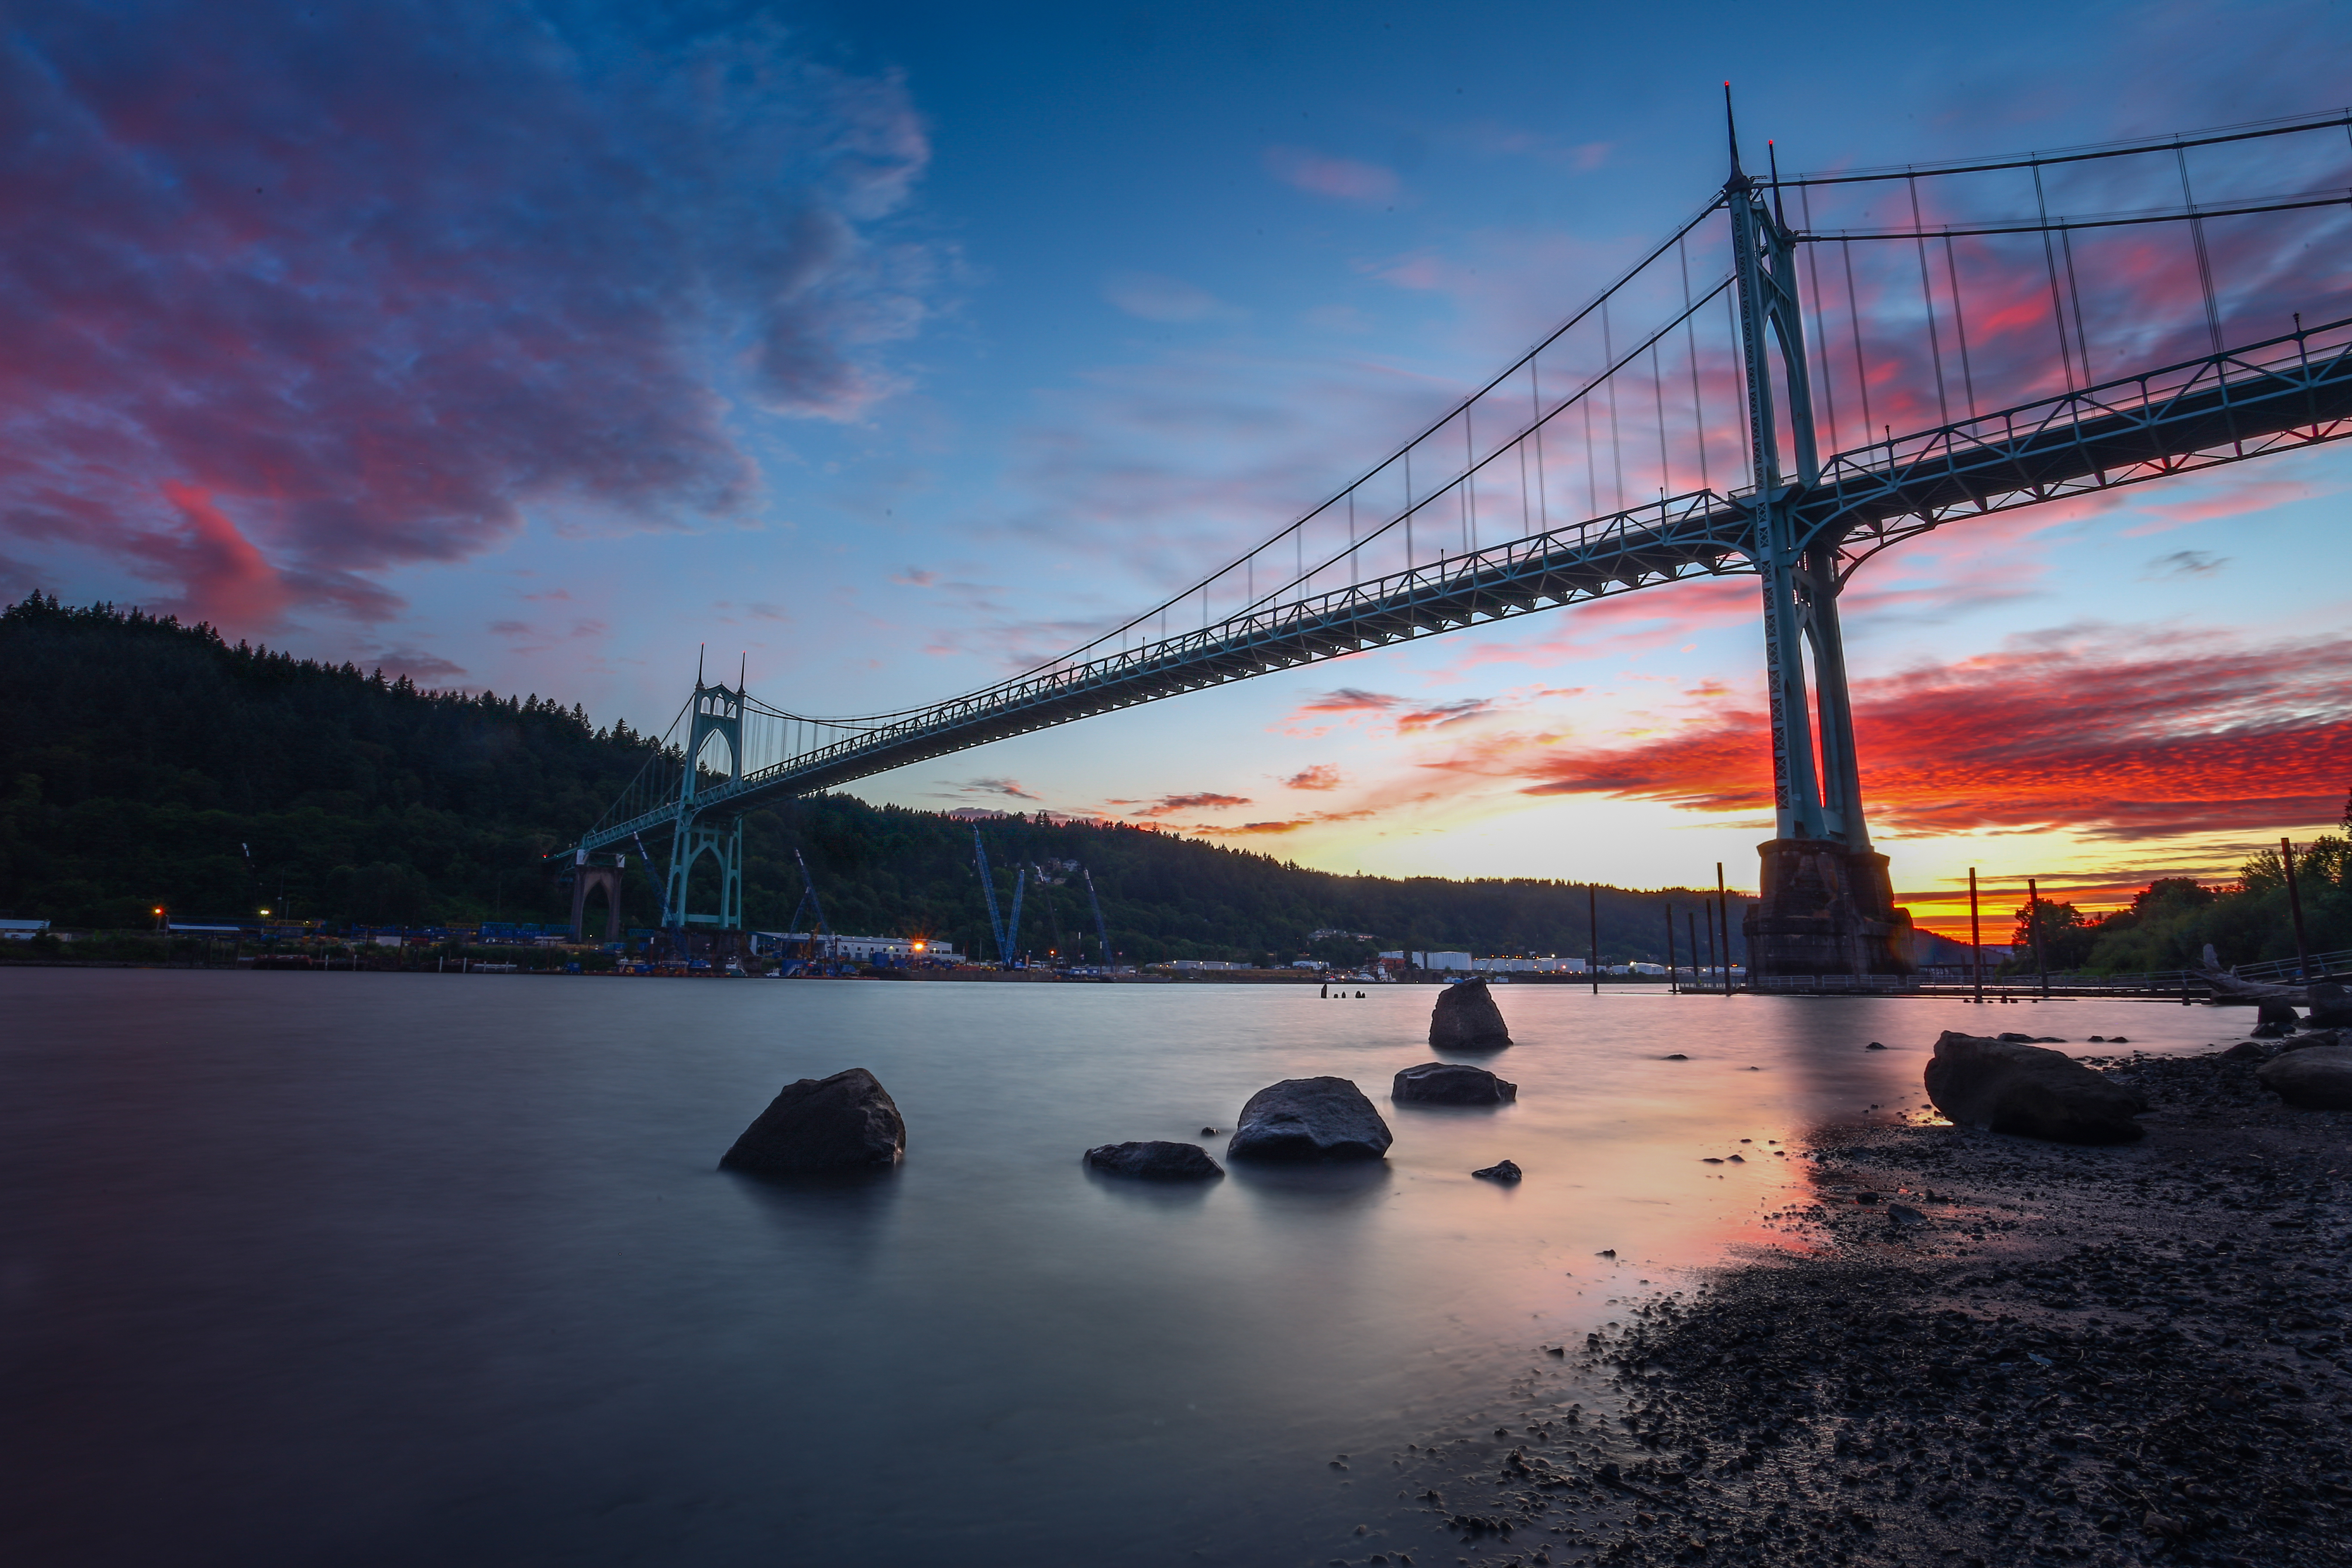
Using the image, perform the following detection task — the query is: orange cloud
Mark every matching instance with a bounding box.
[1281,764,1346,790]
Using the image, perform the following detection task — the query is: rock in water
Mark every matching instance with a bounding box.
[2257,1045,2352,1110]
[2256,998,2300,1030]
[1472,1159,1523,1182]
[1083,1140,1225,1179]
[2309,983,2352,1029]
[1392,1061,1519,1106]
[719,1067,906,1173]
[1922,1032,2148,1145]
[1430,978,1512,1049]
[1227,1077,1393,1163]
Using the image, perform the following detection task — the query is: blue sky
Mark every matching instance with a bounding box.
[5,0,2349,928]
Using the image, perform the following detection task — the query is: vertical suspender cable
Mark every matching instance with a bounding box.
[1463,408,1476,553]
[2060,227,2095,380]
[1678,236,1712,493]
[1798,186,1839,452]
[1581,392,1600,517]
[2176,144,2224,353]
[1908,177,1951,425]
[2032,163,2078,391]
[1531,358,1551,529]
[1403,447,1414,575]
[1602,298,1625,509]
[1650,341,1670,494]
[1841,241,1874,442]
[1941,235,1977,416]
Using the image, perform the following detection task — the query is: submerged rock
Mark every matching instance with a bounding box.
[1430,977,1512,1050]
[1392,1061,1518,1106]
[1472,1159,1523,1182]
[1227,1077,1393,1163]
[1922,1032,2148,1145]
[1083,1140,1225,1179]
[720,1067,906,1173]
[2257,1044,2352,1110]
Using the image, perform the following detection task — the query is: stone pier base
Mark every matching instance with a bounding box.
[1743,839,1916,977]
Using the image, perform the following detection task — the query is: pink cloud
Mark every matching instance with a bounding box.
[1264,146,1400,206]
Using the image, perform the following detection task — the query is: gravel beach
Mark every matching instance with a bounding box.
[1349,1032,2352,1568]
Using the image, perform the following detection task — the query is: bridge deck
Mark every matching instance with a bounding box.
[582,322,2352,851]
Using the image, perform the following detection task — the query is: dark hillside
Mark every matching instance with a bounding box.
[0,596,1742,964]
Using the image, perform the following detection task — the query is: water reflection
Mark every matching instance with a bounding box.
[1081,1162,1221,1208]
[0,969,2242,1568]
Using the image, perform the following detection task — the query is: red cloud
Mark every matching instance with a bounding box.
[1502,631,2352,840]
[1281,764,1346,790]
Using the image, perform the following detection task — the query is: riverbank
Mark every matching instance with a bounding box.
[1373,1041,2352,1568]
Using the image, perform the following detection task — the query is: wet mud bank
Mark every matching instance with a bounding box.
[1364,1045,2352,1568]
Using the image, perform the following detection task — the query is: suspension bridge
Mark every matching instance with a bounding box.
[570,104,2352,973]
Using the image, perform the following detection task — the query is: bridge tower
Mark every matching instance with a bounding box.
[1723,111,1915,978]
[660,665,747,947]
[568,849,626,943]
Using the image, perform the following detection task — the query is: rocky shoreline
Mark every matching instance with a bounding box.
[1342,1040,2351,1568]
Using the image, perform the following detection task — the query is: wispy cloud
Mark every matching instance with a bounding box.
[1263,146,1400,206]
[1102,272,1242,324]
[1280,764,1346,790]
[2144,550,2227,579]
[1191,807,1378,836]
[937,777,1041,802]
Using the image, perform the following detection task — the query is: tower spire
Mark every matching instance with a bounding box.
[1723,82,1750,192]
[696,643,706,687]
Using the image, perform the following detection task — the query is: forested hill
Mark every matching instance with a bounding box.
[0,596,1741,964]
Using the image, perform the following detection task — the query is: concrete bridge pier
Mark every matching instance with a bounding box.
[568,852,626,943]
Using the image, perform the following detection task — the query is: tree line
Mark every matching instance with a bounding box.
[0,595,1745,965]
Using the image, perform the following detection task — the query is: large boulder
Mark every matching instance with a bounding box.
[719,1067,906,1173]
[1430,978,1512,1050]
[1392,1061,1518,1106]
[1084,1140,1224,1179]
[1227,1077,1393,1163]
[1923,1032,2148,1145]
[2309,983,2352,1029]
[2257,1045,2352,1110]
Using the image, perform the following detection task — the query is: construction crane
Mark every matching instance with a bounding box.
[785,847,833,966]
[1081,867,1114,970]
[972,827,1026,967]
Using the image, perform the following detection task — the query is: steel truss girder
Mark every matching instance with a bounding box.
[580,321,2352,854]
[1806,320,2352,576]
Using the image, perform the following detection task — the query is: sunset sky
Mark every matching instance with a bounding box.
[5,0,2348,938]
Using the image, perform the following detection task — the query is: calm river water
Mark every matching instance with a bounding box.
[0,969,2232,1566]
